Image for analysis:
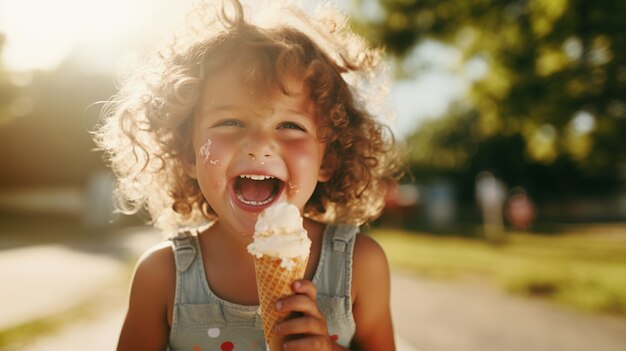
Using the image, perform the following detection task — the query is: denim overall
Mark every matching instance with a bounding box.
[168,224,358,351]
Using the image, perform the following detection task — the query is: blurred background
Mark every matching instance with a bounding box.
[0,0,625,350]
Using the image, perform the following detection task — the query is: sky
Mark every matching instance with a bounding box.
[0,0,467,137]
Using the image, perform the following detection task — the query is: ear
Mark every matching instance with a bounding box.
[318,152,337,182]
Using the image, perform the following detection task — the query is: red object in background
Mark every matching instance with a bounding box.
[506,192,535,231]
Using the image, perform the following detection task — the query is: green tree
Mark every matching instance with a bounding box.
[356,0,626,203]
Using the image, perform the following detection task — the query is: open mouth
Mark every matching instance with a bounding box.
[233,174,284,207]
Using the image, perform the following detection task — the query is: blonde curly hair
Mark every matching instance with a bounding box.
[94,0,403,230]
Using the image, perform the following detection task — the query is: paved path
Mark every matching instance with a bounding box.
[0,245,124,331]
[0,226,160,351]
[391,270,626,351]
[23,306,125,351]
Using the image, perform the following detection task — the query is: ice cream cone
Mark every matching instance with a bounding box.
[247,203,311,350]
[255,255,308,350]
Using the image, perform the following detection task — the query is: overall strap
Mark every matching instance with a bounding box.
[318,224,359,297]
[170,231,197,272]
[168,231,213,306]
[331,224,358,253]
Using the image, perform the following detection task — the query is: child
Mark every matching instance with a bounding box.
[95,0,403,350]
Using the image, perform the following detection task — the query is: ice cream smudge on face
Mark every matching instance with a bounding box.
[247,203,311,270]
[287,180,299,194]
[199,139,212,163]
[199,139,222,166]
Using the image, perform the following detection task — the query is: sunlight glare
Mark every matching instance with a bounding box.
[0,0,171,72]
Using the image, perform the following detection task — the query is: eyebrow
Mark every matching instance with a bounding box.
[201,104,241,116]
[283,108,312,118]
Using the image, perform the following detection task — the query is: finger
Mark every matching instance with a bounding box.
[276,294,322,318]
[291,279,317,300]
[274,315,326,336]
[283,335,331,351]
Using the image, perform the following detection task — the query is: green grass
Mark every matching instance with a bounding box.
[370,225,626,317]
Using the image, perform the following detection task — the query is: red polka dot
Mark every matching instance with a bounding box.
[192,345,202,351]
[330,334,339,342]
[221,341,234,351]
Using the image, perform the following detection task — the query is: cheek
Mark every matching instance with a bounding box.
[284,140,323,182]
[209,180,225,190]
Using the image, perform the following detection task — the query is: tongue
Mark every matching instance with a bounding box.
[238,178,277,202]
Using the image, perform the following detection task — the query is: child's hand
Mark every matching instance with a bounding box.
[273,279,336,351]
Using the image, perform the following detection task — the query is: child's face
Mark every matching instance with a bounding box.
[185,67,330,236]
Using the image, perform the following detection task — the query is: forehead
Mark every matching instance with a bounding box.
[198,65,313,114]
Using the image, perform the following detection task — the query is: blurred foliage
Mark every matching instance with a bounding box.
[0,33,115,188]
[354,0,626,203]
[0,35,17,124]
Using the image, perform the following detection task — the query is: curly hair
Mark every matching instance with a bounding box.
[94,0,404,230]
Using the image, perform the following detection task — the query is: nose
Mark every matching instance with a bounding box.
[243,128,275,160]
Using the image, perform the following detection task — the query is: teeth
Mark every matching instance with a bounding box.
[236,192,275,206]
[239,174,275,181]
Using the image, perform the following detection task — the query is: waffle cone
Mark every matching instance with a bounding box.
[255,255,308,350]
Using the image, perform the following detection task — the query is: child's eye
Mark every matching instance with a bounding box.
[212,119,244,128]
[278,122,306,131]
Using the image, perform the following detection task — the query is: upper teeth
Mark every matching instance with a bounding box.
[240,174,275,180]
